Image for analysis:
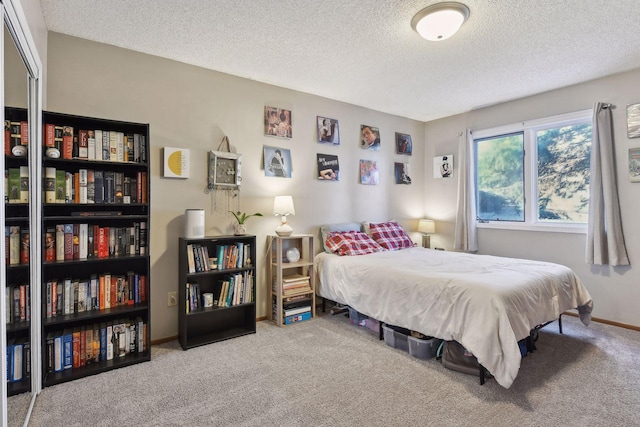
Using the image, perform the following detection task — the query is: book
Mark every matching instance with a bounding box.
[102,130,110,161]
[44,167,56,203]
[55,169,66,204]
[284,305,311,317]
[53,332,63,372]
[62,126,73,159]
[62,328,73,369]
[109,131,118,161]
[8,168,20,203]
[94,129,103,160]
[8,226,20,265]
[284,311,312,325]
[19,165,28,203]
[20,228,29,264]
[79,223,88,259]
[78,169,88,203]
[87,130,96,160]
[63,224,73,260]
[78,129,89,158]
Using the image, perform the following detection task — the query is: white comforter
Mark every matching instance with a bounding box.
[315,247,593,388]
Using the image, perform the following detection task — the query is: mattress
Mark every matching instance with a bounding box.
[315,247,593,388]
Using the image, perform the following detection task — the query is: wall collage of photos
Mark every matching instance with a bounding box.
[262,106,418,185]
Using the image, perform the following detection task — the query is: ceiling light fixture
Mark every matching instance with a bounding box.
[411,2,470,41]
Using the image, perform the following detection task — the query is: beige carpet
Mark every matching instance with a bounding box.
[13,311,640,426]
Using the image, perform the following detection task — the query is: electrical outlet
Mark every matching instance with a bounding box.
[168,291,177,307]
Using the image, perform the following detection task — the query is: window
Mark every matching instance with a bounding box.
[473,110,592,232]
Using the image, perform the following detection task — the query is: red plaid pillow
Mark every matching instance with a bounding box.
[325,231,386,256]
[368,221,416,251]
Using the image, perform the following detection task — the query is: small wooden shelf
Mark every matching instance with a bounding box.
[268,235,316,327]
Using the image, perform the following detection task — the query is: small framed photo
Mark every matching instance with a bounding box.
[360,159,379,185]
[163,147,190,178]
[317,116,340,145]
[627,103,640,138]
[263,145,292,178]
[360,125,380,150]
[395,132,412,155]
[394,162,412,184]
[317,153,340,181]
[433,155,453,179]
[264,106,292,138]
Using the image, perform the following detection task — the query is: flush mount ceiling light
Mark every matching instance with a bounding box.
[411,2,470,41]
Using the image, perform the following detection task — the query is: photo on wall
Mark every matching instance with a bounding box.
[360,159,379,185]
[395,132,412,155]
[263,145,292,178]
[360,125,380,150]
[394,162,412,184]
[264,106,292,138]
[317,153,340,181]
[433,155,453,178]
[317,116,340,145]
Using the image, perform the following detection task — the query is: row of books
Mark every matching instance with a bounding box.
[4,167,29,204]
[43,124,147,164]
[44,272,147,319]
[3,119,28,157]
[6,284,30,324]
[273,274,312,296]
[272,294,313,325]
[45,317,147,373]
[185,271,254,313]
[5,225,29,266]
[44,167,148,205]
[43,222,147,262]
[6,336,30,383]
[186,242,251,273]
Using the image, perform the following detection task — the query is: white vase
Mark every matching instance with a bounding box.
[234,223,247,235]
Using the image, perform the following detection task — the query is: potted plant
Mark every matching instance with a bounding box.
[229,211,263,235]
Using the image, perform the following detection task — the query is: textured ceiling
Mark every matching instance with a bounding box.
[39,0,640,122]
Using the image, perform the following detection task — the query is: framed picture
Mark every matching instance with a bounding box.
[433,155,453,179]
[629,147,640,182]
[317,116,340,145]
[263,145,292,178]
[360,124,380,150]
[627,103,640,138]
[208,150,241,189]
[264,106,292,138]
[162,147,190,178]
[360,159,379,185]
[394,162,412,184]
[395,132,412,155]
[317,153,340,181]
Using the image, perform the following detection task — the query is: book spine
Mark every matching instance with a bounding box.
[78,129,89,159]
[19,166,28,203]
[44,167,56,203]
[62,126,73,160]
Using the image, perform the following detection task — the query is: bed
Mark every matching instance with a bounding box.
[315,222,594,388]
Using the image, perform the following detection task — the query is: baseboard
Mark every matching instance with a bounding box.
[562,311,640,332]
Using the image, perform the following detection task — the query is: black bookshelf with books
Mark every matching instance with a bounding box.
[39,110,151,387]
[5,106,32,396]
[178,235,257,350]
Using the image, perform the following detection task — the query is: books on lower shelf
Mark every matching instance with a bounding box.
[44,317,148,374]
[185,270,254,313]
[284,311,312,325]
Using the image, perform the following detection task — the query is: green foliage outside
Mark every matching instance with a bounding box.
[475,123,591,223]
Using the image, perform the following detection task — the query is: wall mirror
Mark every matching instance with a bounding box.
[2,0,43,425]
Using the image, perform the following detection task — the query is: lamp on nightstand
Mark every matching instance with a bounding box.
[273,195,295,236]
[417,219,436,248]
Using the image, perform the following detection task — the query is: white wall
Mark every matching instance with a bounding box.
[424,68,640,329]
[46,33,425,340]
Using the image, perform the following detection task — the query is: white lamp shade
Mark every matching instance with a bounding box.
[418,219,436,234]
[273,195,295,216]
[273,195,295,236]
[412,2,470,41]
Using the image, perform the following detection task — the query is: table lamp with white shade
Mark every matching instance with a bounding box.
[273,195,295,236]
[417,219,436,248]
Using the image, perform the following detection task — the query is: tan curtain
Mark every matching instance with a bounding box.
[585,102,629,266]
[454,129,478,252]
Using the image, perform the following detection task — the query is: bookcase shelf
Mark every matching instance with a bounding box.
[268,235,316,327]
[38,110,151,388]
[178,235,257,350]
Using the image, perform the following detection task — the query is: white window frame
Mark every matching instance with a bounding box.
[473,109,592,234]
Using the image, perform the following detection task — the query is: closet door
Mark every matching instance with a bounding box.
[1,1,43,426]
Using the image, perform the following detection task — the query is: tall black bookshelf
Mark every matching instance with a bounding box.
[5,107,32,396]
[39,110,151,387]
[178,235,257,350]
